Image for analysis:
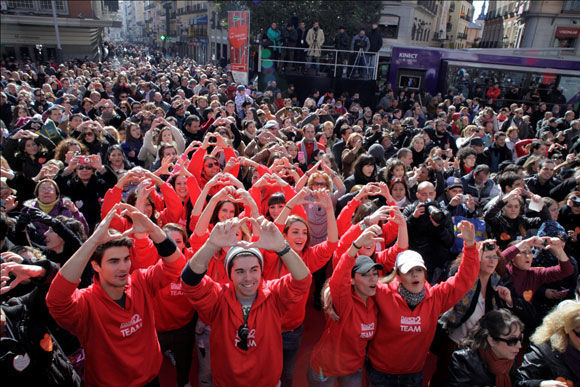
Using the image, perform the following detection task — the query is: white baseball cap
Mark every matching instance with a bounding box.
[395,250,426,274]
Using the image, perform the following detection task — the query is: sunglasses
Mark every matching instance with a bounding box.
[493,334,523,346]
[237,323,249,351]
[77,165,94,171]
[483,242,496,251]
[573,329,580,337]
[120,95,128,98]
[205,162,217,168]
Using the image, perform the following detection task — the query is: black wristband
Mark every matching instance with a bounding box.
[352,241,362,250]
[154,234,178,257]
[181,263,206,286]
[276,241,292,257]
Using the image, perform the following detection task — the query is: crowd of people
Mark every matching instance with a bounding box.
[262,20,382,78]
[0,41,579,387]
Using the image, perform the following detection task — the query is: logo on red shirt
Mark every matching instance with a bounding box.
[234,328,257,348]
[400,316,422,332]
[170,282,184,296]
[360,322,375,339]
[120,314,143,337]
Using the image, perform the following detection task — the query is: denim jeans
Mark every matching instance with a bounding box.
[280,324,304,387]
[307,363,362,387]
[366,361,422,387]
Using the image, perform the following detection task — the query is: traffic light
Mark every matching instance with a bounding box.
[160,34,172,41]
[160,34,166,40]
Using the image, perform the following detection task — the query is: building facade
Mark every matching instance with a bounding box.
[481,0,528,48]
[378,0,449,52]
[1,0,120,61]
[519,0,580,56]
[445,0,474,48]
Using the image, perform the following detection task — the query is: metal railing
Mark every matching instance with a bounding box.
[256,45,380,80]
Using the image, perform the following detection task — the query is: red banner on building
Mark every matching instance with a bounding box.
[228,11,249,85]
[555,27,580,39]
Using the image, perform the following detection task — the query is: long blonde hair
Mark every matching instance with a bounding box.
[530,301,580,353]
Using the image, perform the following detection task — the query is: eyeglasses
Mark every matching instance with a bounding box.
[205,162,217,168]
[483,242,496,251]
[120,95,128,98]
[492,334,523,346]
[77,165,94,171]
[312,181,328,188]
[237,323,249,351]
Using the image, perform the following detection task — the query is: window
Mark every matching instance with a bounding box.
[562,0,580,12]
[6,0,34,10]
[38,0,65,12]
[380,15,399,39]
[6,0,67,14]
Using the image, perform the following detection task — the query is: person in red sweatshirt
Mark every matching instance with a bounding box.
[46,203,183,387]
[270,186,339,387]
[308,220,403,386]
[366,220,480,386]
[180,216,312,387]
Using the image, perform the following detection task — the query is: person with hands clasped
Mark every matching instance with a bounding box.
[308,218,406,386]
[46,203,184,387]
[180,217,312,387]
[484,187,547,250]
[501,236,574,303]
[271,185,339,387]
[334,206,408,272]
[366,221,480,386]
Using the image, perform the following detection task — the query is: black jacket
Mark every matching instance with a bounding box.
[447,348,519,386]
[516,342,579,387]
[403,200,455,280]
[525,175,561,199]
[368,28,383,52]
[0,260,81,386]
[55,167,117,230]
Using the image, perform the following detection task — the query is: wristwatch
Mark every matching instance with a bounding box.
[276,241,292,257]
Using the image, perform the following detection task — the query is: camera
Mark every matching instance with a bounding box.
[424,199,445,223]
[84,157,91,164]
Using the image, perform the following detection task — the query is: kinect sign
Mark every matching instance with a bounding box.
[398,52,419,65]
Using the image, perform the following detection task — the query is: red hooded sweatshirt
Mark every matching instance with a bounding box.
[310,251,378,377]
[263,239,338,331]
[46,258,183,386]
[181,273,312,387]
[367,243,479,375]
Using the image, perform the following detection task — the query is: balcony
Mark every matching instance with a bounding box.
[457,32,468,40]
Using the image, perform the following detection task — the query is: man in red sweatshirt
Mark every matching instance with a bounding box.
[181,217,312,387]
[46,203,183,386]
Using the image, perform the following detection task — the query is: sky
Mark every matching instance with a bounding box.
[473,0,486,21]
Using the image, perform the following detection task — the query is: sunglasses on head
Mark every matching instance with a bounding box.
[493,334,523,346]
[237,323,249,351]
[483,242,496,251]
[77,165,94,171]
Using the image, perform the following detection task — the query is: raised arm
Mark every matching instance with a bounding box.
[193,185,235,236]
